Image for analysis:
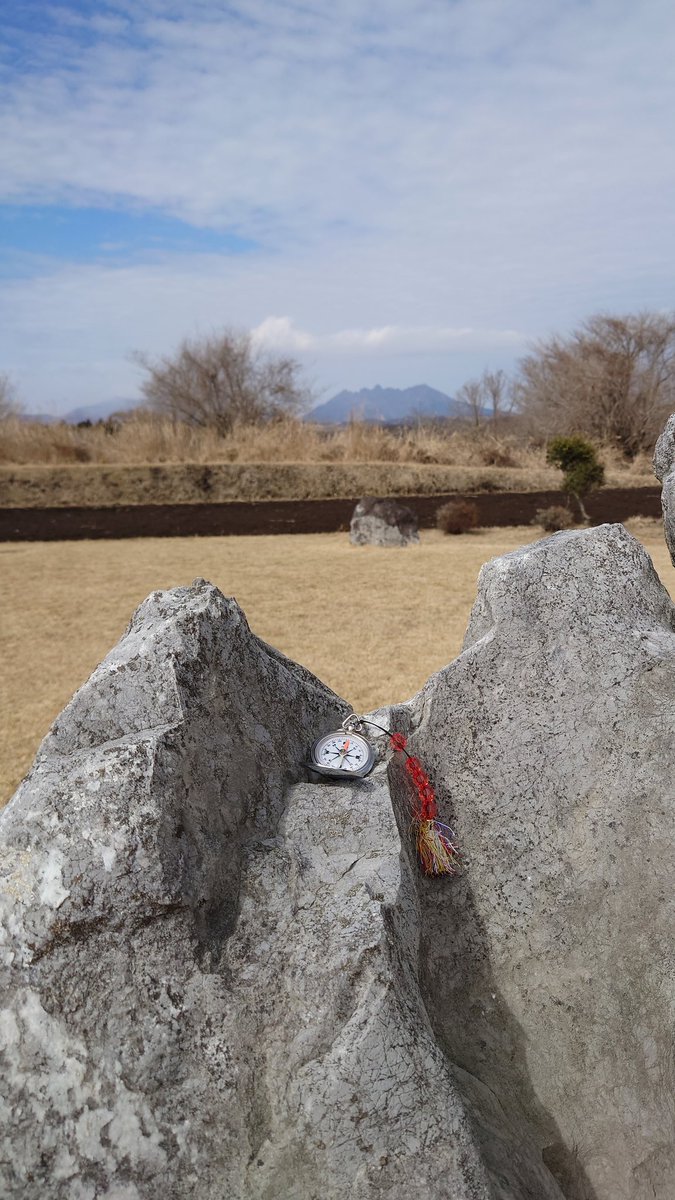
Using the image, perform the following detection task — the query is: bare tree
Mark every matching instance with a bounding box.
[135,329,313,433]
[481,368,513,424]
[515,311,675,457]
[455,368,513,428]
[0,373,22,419]
[455,378,485,427]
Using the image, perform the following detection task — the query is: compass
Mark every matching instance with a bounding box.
[304,713,461,877]
[307,715,376,779]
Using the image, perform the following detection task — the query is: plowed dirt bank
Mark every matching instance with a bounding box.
[0,486,662,540]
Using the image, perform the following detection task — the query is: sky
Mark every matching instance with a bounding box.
[1,0,674,416]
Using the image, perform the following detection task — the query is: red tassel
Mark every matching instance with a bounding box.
[389,734,461,876]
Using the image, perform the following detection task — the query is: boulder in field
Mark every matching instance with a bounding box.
[349,495,420,546]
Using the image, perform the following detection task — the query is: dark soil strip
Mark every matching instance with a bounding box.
[0,488,662,542]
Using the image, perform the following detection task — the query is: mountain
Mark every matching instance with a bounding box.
[20,412,59,424]
[21,398,140,424]
[61,398,140,423]
[307,384,460,424]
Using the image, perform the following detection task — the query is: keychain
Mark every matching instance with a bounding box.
[306,714,461,877]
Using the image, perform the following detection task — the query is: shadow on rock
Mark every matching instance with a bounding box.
[419,869,599,1200]
[387,756,599,1200]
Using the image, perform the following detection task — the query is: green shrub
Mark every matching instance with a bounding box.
[534,505,575,532]
[546,435,605,522]
[436,499,479,535]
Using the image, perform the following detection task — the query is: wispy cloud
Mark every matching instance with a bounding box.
[1,0,674,410]
[4,0,675,245]
[252,316,523,355]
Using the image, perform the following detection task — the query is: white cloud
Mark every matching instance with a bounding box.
[3,0,675,249]
[251,316,523,355]
[251,316,315,352]
[2,0,675,409]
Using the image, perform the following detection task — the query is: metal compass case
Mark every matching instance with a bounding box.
[306,714,376,778]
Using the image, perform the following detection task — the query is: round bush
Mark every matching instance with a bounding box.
[436,499,479,535]
[534,505,575,533]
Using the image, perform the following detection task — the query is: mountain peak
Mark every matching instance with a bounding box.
[307,384,459,424]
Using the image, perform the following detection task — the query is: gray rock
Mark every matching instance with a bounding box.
[0,582,512,1200]
[350,495,420,546]
[3,524,675,1199]
[386,524,675,1200]
[653,412,675,563]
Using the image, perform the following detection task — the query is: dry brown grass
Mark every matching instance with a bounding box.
[0,414,656,506]
[1,412,655,470]
[1,518,672,807]
[1,414,550,468]
[0,460,568,507]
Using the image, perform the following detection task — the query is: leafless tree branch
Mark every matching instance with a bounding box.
[134,330,314,433]
[514,311,675,456]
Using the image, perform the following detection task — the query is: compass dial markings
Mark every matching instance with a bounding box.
[312,729,374,775]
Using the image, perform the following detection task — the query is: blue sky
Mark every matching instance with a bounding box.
[1,0,674,414]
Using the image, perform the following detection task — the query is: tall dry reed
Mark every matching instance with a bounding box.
[0,413,654,476]
[0,414,548,469]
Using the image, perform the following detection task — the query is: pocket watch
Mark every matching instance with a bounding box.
[306,714,376,779]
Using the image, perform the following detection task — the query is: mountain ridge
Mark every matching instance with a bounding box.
[307,384,461,424]
[22,398,140,424]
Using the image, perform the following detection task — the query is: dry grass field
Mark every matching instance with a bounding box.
[1,518,672,807]
[1,413,552,466]
[0,460,566,508]
[0,415,655,505]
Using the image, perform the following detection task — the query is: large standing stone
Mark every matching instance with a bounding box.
[653,411,675,563]
[385,524,675,1200]
[350,495,420,546]
[0,582,527,1200]
[3,522,675,1199]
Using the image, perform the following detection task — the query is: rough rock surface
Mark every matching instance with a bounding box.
[390,523,675,1200]
[2,523,675,1199]
[653,411,675,563]
[349,495,420,546]
[0,583,524,1200]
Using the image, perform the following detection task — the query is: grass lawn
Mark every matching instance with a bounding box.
[1,520,672,806]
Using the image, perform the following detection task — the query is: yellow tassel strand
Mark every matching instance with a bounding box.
[416,819,461,877]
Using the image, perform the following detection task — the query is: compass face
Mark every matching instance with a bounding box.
[312,731,373,774]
